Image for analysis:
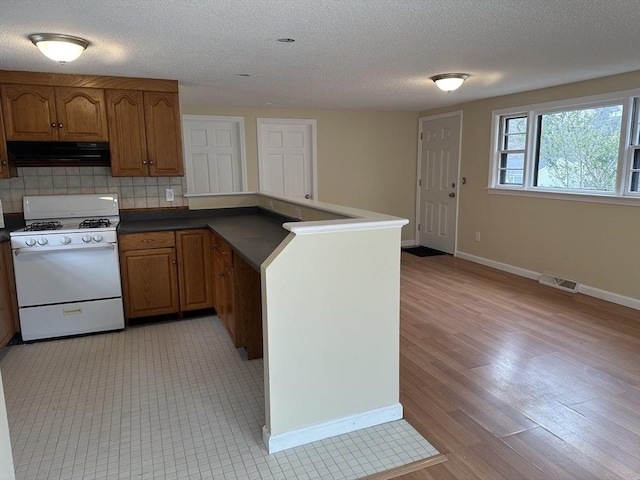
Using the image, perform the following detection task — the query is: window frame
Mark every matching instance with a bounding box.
[488,89,640,204]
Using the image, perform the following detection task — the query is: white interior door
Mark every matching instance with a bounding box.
[182,115,246,194]
[417,113,462,254]
[257,118,316,200]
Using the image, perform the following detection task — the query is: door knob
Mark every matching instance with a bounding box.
[449,192,456,198]
[305,194,311,199]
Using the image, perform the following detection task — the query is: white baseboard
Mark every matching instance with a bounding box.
[401,240,417,248]
[263,403,403,454]
[455,251,539,280]
[578,285,640,310]
[455,251,640,310]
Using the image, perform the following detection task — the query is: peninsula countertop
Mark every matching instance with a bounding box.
[117,207,293,270]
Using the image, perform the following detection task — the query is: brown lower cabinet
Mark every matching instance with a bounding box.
[211,233,263,360]
[119,229,212,319]
[0,242,18,347]
[120,228,262,359]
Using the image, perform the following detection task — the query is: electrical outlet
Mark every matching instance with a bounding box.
[294,208,302,219]
[165,188,175,202]
[475,231,481,242]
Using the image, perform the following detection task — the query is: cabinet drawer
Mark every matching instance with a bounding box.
[119,231,175,251]
[215,237,234,265]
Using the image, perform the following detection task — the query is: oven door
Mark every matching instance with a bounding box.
[12,244,122,307]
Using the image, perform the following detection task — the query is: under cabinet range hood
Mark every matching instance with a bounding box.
[6,141,111,167]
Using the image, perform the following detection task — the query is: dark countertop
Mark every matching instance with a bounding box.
[118,208,293,270]
[0,216,26,243]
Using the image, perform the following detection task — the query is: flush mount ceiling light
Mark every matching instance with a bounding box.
[430,73,469,92]
[28,33,89,64]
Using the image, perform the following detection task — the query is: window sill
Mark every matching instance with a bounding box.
[487,188,640,206]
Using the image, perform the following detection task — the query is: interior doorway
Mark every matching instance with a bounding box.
[416,112,462,254]
[257,118,317,200]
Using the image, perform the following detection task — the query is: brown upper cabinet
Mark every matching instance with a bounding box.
[1,85,108,141]
[106,90,184,177]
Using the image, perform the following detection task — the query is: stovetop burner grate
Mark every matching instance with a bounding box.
[79,218,112,229]
[24,221,63,232]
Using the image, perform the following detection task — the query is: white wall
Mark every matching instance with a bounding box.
[262,226,402,445]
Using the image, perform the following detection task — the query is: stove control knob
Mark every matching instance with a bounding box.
[82,234,92,243]
[37,237,48,246]
[25,238,36,247]
[60,236,72,245]
[93,234,103,243]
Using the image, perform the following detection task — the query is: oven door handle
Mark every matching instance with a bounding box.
[13,244,116,256]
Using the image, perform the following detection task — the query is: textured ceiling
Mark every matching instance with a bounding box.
[1,0,639,111]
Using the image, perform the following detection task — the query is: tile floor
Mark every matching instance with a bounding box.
[0,317,438,480]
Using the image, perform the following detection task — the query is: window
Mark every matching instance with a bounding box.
[490,90,640,202]
[498,115,527,185]
[630,97,640,193]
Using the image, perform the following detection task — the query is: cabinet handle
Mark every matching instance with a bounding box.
[1,161,6,166]
[141,239,153,243]
[142,160,148,165]
[58,123,63,128]
[172,260,177,264]
[149,160,155,165]
[219,272,224,277]
[51,123,56,127]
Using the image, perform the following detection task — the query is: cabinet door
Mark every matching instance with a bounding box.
[105,90,148,176]
[233,254,263,359]
[1,84,57,140]
[223,260,236,345]
[214,251,227,326]
[0,103,9,178]
[0,243,16,347]
[55,87,108,141]
[176,229,213,311]
[121,247,179,318]
[144,91,184,177]
[209,231,218,309]
[214,250,237,345]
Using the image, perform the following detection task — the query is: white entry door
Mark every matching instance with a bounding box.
[417,113,462,254]
[182,115,247,194]
[257,118,316,200]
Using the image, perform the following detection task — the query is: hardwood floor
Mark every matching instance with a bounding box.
[395,253,640,480]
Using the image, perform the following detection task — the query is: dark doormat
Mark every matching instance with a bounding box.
[402,246,448,257]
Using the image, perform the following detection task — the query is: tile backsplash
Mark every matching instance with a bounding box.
[0,167,187,213]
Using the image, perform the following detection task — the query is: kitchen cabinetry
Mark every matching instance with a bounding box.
[106,90,184,177]
[0,243,17,347]
[119,229,213,320]
[119,231,180,319]
[0,103,8,178]
[0,84,108,141]
[213,235,235,342]
[176,229,213,311]
[212,235,263,359]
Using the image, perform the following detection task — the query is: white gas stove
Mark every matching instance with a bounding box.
[10,194,125,341]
